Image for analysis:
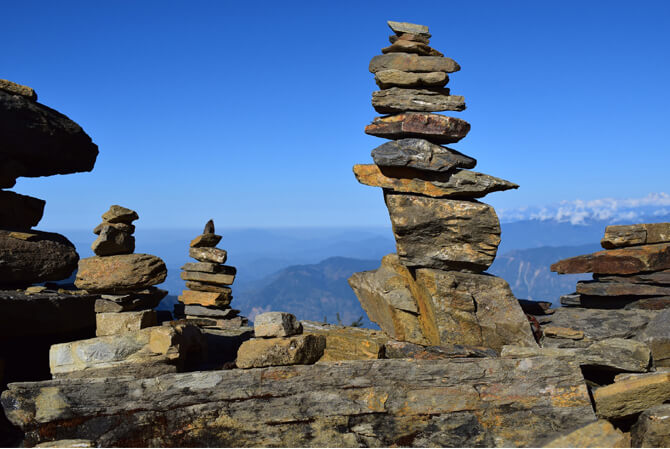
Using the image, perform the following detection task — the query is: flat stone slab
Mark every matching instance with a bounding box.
[595,269,670,285]
[576,280,670,297]
[375,70,448,89]
[100,205,138,224]
[387,21,430,37]
[178,289,232,307]
[601,222,670,249]
[75,254,167,293]
[94,287,167,313]
[2,358,596,447]
[369,53,459,73]
[95,310,157,337]
[236,334,326,368]
[301,321,388,361]
[593,372,670,419]
[353,164,517,199]
[372,88,465,114]
[189,247,227,264]
[371,138,475,172]
[180,269,236,286]
[254,312,302,338]
[184,305,238,318]
[381,41,442,57]
[551,243,670,275]
[365,112,470,144]
[543,420,629,448]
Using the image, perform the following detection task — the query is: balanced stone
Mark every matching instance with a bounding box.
[365,112,470,144]
[551,243,670,275]
[254,312,303,338]
[353,164,518,199]
[184,316,247,329]
[387,21,430,38]
[372,88,465,114]
[369,53,459,74]
[189,233,222,248]
[601,222,670,249]
[96,310,157,337]
[576,280,670,297]
[0,79,37,100]
[185,281,232,293]
[0,190,45,228]
[236,334,326,368]
[595,269,670,285]
[91,225,135,256]
[381,40,443,57]
[93,222,135,235]
[184,305,239,318]
[301,321,388,361]
[384,192,501,271]
[94,288,167,313]
[178,290,232,307]
[101,205,138,224]
[389,33,430,45]
[181,269,236,285]
[375,71,448,91]
[203,219,215,234]
[181,262,231,274]
[75,254,167,293]
[371,138,475,172]
[189,247,227,264]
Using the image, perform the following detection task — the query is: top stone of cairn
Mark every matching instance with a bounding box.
[388,21,431,38]
[102,205,139,224]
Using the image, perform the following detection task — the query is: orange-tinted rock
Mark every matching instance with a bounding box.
[75,254,167,293]
[178,290,232,307]
[551,243,670,275]
[381,40,443,56]
[593,372,670,419]
[180,269,235,286]
[365,112,470,144]
[369,53,459,73]
[389,32,430,45]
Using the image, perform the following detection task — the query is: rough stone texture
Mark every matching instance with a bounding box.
[100,205,138,224]
[178,289,232,307]
[576,280,670,297]
[91,226,134,256]
[0,230,79,286]
[371,138,475,172]
[354,164,517,199]
[631,404,670,447]
[184,281,233,293]
[381,41,443,57]
[0,79,37,100]
[35,439,94,448]
[543,326,584,340]
[518,299,553,315]
[75,254,167,293]
[92,222,134,235]
[595,269,670,285]
[502,338,651,373]
[385,340,497,360]
[184,305,238,318]
[301,321,388,361]
[593,372,670,419]
[2,357,596,447]
[93,288,167,313]
[601,222,670,249]
[190,233,222,248]
[387,21,430,37]
[639,309,670,366]
[184,316,248,329]
[181,269,236,286]
[0,90,98,188]
[254,312,302,338]
[384,192,500,271]
[375,70,448,89]
[95,310,157,337]
[203,219,215,234]
[189,247,227,264]
[236,334,326,368]
[365,112,470,144]
[550,243,670,275]
[181,262,232,274]
[0,190,45,228]
[372,88,465,114]
[389,33,431,45]
[542,419,629,448]
[369,53,459,73]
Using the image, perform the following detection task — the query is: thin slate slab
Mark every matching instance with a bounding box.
[375,70,448,89]
[371,138,475,172]
[369,53,460,73]
[576,280,670,297]
[381,41,443,57]
[372,88,465,114]
[550,243,670,275]
[601,222,670,249]
[365,112,470,144]
[387,21,430,37]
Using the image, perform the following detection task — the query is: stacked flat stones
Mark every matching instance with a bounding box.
[74,205,168,336]
[178,220,247,329]
[349,22,535,351]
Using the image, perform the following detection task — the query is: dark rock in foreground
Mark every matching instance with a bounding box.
[0,190,45,228]
[2,357,596,447]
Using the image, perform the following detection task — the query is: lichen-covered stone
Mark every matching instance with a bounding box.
[189,246,227,264]
[178,290,232,307]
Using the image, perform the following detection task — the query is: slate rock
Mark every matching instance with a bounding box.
[0,190,45,228]
[369,53,460,74]
[372,88,465,114]
[189,247,227,264]
[0,230,79,286]
[184,280,232,293]
[542,420,629,448]
[301,321,388,361]
[178,289,232,307]
[354,164,517,199]
[0,79,37,100]
[551,243,670,275]
[371,138,475,172]
[543,326,584,340]
[95,310,157,337]
[601,222,670,249]
[100,205,138,224]
[91,226,135,256]
[593,372,670,419]
[183,316,248,329]
[236,334,326,368]
[624,296,670,310]
[389,32,431,45]
[577,280,670,297]
[385,340,497,360]
[203,219,215,234]
[595,269,670,285]
[365,112,470,144]
[639,308,670,367]
[74,254,167,293]
[92,222,135,235]
[381,40,443,57]
[631,404,670,447]
[254,312,302,338]
[181,262,230,274]
[183,305,239,318]
[180,269,236,286]
[384,192,500,271]
[517,299,554,315]
[189,233,222,248]
[387,21,431,38]
[375,70,448,89]
[94,287,167,313]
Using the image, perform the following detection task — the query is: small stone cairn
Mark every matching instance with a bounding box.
[176,220,248,329]
[348,21,536,351]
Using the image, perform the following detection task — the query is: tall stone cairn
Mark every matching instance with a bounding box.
[348,21,536,351]
[176,220,248,329]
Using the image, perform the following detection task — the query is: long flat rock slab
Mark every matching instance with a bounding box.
[576,280,670,297]
[371,138,476,172]
[372,88,465,114]
[2,358,596,447]
[369,53,460,73]
[550,243,670,275]
[601,222,670,249]
[365,112,470,144]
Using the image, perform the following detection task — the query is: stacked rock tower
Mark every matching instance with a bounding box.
[349,21,536,351]
[177,220,248,329]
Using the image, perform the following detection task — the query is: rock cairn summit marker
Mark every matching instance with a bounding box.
[348,21,535,351]
[176,220,248,329]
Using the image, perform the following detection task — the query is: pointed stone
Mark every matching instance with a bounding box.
[0,190,45,228]
[372,88,465,114]
[375,70,448,89]
[365,112,470,144]
[203,219,215,234]
[371,138,475,172]
[369,53,459,73]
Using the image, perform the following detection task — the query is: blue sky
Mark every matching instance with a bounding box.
[4,0,670,230]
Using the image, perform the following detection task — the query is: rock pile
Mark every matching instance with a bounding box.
[348,21,535,351]
[176,220,248,330]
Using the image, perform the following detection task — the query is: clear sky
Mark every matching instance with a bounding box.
[4,0,670,230]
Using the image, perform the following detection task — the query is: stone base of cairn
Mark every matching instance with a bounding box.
[176,220,248,329]
[348,21,535,351]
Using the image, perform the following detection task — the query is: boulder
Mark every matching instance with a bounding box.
[601,222,670,249]
[550,243,670,275]
[372,88,465,114]
[384,192,500,271]
[180,269,236,285]
[189,247,227,264]
[100,205,138,224]
[0,190,45,228]
[0,90,98,188]
[1,357,596,447]
[301,321,388,361]
[0,230,79,286]
[371,138,475,172]
[593,372,670,419]
[542,420,630,448]
[0,79,37,100]
[369,54,459,74]
[236,334,326,368]
[353,164,517,199]
[178,289,232,307]
[387,21,431,38]
[631,404,670,447]
[381,40,442,56]
[74,254,167,293]
[95,310,157,336]
[374,70,448,89]
[365,112,470,144]
[94,288,167,313]
[91,225,134,256]
[254,312,302,338]
[189,233,222,248]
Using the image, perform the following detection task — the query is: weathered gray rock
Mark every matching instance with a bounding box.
[180,269,236,286]
[639,308,670,367]
[236,334,326,368]
[74,254,167,293]
[372,88,465,114]
[381,40,442,56]
[595,269,670,285]
[0,79,37,100]
[92,221,134,235]
[385,340,497,359]
[369,54,459,73]
[184,305,239,318]
[95,310,157,336]
[601,222,670,249]
[593,372,670,419]
[94,288,167,313]
[100,205,138,224]
[371,138,475,172]
[91,225,135,256]
[631,404,670,447]
[365,112,470,144]
[181,262,231,274]
[254,312,303,338]
[189,246,227,264]
[0,90,98,189]
[183,316,248,329]
[375,70,448,89]
[0,190,45,228]
[0,230,79,286]
[184,280,232,293]
[576,280,670,297]
[1,357,596,447]
[387,21,431,38]
[384,192,500,271]
[551,243,670,275]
